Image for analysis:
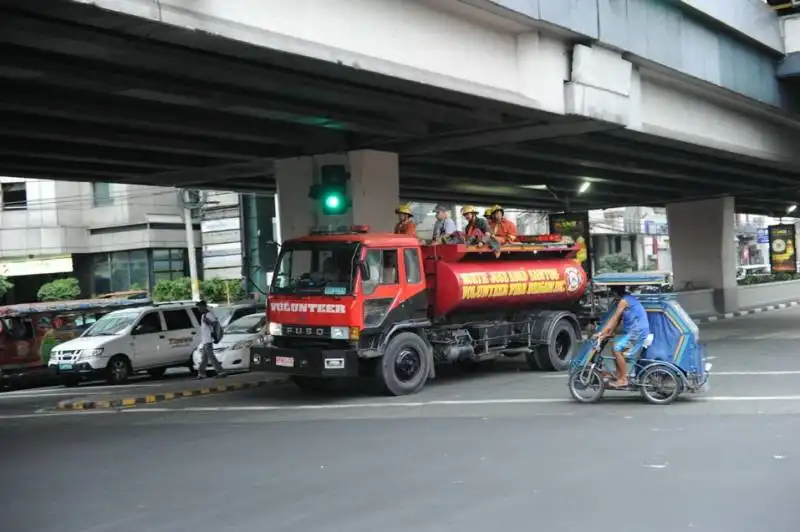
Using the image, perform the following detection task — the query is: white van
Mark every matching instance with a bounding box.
[48,303,202,386]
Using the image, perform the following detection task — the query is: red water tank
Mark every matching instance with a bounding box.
[430,258,587,318]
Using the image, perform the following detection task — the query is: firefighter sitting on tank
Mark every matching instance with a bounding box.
[443,205,500,250]
[394,203,417,236]
[594,285,654,389]
[487,204,518,245]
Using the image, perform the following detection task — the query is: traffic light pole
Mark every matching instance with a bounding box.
[184,207,201,301]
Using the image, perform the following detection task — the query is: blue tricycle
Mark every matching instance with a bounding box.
[568,272,711,405]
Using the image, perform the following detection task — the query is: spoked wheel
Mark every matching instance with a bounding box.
[639,365,681,405]
[568,366,605,403]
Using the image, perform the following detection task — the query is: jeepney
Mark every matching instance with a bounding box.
[0,297,152,387]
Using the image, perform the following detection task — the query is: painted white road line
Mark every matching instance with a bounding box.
[542,370,800,379]
[7,394,800,420]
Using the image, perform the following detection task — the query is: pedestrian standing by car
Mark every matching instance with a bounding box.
[196,300,227,379]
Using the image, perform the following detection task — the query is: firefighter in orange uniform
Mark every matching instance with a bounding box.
[394,203,417,236]
[488,204,517,244]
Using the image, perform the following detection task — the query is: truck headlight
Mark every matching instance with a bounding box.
[268,322,282,336]
[330,326,348,340]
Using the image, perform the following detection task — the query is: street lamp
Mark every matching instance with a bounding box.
[578,181,591,194]
[788,204,797,214]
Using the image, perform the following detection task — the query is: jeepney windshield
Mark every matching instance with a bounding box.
[272,242,359,296]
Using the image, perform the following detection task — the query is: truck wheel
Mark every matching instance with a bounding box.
[527,321,576,372]
[374,332,430,396]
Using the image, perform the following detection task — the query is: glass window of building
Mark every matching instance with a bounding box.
[153,249,187,283]
[93,254,112,295]
[1,182,27,210]
[92,182,113,206]
[92,249,152,295]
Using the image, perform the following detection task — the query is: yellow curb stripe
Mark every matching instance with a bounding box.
[53,378,287,410]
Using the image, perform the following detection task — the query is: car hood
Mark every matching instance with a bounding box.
[196,333,259,350]
[54,335,117,351]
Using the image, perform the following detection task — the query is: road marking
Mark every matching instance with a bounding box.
[119,394,800,412]
[542,370,800,379]
[9,394,800,420]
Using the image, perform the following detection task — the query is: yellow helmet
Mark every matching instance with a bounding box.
[483,208,493,217]
[394,203,413,216]
[488,204,504,216]
[461,205,479,216]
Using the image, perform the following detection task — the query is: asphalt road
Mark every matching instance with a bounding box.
[3,308,800,532]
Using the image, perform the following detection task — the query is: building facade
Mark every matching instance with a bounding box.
[0,177,201,303]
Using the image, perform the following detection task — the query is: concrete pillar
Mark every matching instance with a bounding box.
[274,150,400,242]
[666,197,738,314]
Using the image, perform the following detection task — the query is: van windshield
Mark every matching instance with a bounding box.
[83,311,140,337]
[271,242,359,296]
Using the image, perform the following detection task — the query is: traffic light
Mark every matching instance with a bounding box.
[309,164,351,215]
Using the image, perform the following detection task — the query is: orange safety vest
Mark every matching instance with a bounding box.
[490,218,517,244]
[394,220,417,236]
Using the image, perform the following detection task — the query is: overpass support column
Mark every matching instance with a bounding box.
[666,197,738,315]
[275,150,400,241]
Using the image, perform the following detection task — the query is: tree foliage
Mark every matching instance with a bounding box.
[152,277,193,302]
[597,254,636,274]
[0,276,13,299]
[152,277,246,303]
[201,278,246,303]
[37,277,81,301]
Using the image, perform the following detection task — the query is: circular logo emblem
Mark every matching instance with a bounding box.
[565,267,583,293]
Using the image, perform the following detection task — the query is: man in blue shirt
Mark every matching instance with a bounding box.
[596,285,651,388]
[431,204,457,243]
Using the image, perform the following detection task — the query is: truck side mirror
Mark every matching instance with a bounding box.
[358,260,371,281]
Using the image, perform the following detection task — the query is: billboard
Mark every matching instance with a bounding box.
[768,224,797,274]
[549,211,592,279]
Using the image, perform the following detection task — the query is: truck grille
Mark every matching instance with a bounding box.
[273,336,350,350]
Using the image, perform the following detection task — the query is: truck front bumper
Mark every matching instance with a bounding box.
[250,346,360,377]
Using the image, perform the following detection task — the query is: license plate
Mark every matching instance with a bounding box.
[275,356,294,368]
[58,363,73,371]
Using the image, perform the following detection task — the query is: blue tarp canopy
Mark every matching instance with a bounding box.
[574,293,706,377]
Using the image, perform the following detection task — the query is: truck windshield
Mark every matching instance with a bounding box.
[272,242,359,296]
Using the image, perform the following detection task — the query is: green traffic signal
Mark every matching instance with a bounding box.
[321,190,348,214]
[324,194,341,210]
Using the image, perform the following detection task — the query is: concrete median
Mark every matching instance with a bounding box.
[55,375,290,411]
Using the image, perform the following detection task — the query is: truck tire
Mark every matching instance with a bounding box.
[527,320,576,372]
[374,331,430,396]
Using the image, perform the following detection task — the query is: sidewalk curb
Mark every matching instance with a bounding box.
[55,377,290,411]
[694,300,800,324]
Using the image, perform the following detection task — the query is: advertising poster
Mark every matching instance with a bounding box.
[549,211,592,279]
[768,224,797,274]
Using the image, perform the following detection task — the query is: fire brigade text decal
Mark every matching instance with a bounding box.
[270,302,346,314]
[458,268,580,300]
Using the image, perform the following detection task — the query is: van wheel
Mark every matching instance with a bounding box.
[528,320,576,372]
[106,355,131,384]
[374,332,430,396]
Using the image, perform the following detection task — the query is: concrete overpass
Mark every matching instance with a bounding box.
[1,0,800,315]
[1,0,799,214]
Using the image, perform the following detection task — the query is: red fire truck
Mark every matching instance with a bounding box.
[250,225,588,395]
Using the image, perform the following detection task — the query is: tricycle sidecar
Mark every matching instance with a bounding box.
[569,272,711,405]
